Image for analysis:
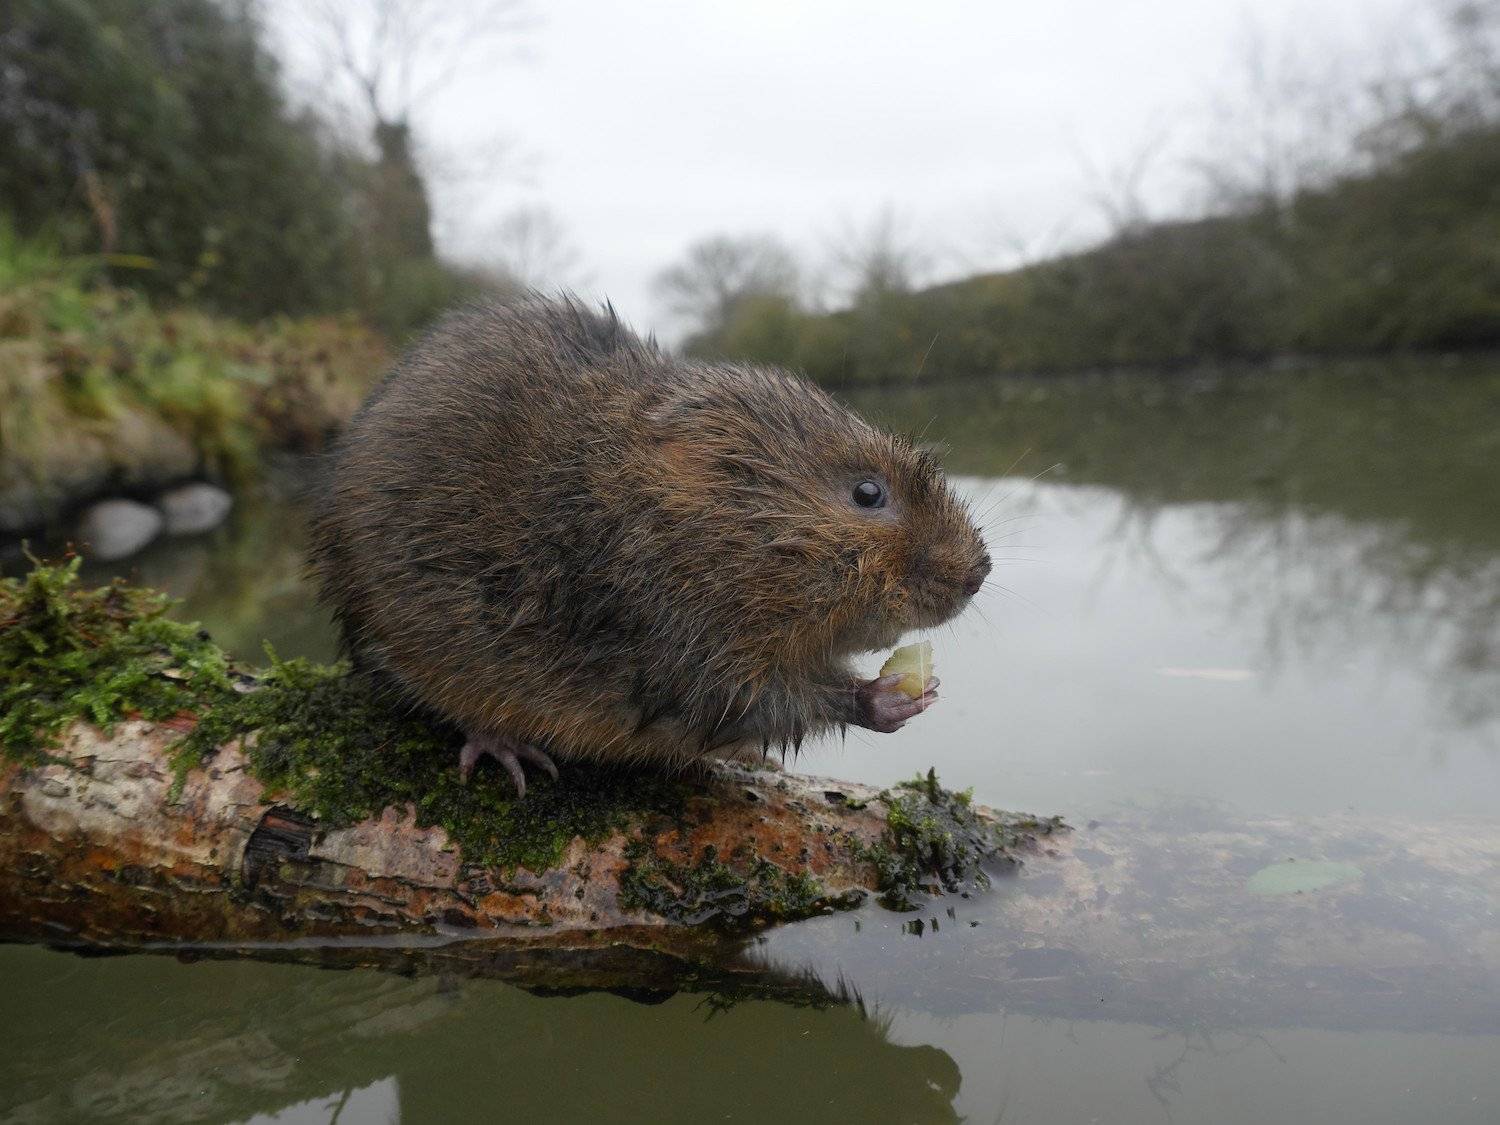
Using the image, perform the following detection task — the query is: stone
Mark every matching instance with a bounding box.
[75,499,164,561]
[157,482,233,536]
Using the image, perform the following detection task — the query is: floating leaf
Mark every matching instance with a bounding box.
[1247,860,1361,895]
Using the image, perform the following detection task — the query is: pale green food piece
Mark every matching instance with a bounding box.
[879,641,934,701]
[1246,860,1362,895]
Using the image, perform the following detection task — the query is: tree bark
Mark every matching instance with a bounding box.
[0,717,1031,994]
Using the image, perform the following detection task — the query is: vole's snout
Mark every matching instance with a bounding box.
[963,552,993,598]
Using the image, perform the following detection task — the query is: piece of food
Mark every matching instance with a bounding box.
[879,641,934,700]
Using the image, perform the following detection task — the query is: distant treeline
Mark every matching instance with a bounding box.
[0,0,499,337]
[675,3,1500,381]
[695,128,1499,381]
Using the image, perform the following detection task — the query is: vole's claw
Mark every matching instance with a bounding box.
[458,733,558,796]
[513,741,559,780]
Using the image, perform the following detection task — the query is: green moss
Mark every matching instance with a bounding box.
[2,560,686,875]
[866,768,1064,911]
[0,557,236,758]
[619,840,863,927]
[176,651,690,873]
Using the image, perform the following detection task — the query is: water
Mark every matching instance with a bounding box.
[3,362,1498,1123]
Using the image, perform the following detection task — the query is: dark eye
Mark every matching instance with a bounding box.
[852,479,886,509]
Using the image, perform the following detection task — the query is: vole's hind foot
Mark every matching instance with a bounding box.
[855,674,941,734]
[459,732,558,796]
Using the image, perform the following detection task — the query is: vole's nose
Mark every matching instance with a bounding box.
[963,553,992,598]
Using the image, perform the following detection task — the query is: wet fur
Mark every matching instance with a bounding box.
[310,297,986,768]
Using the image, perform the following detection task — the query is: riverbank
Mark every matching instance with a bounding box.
[686,116,1500,385]
[0,239,386,537]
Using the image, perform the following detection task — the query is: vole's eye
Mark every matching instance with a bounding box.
[852,479,887,509]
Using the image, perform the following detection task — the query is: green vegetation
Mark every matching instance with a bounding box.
[0,559,689,874]
[2,0,353,318]
[865,769,1064,911]
[694,124,1500,382]
[0,556,234,758]
[0,0,523,525]
[0,0,501,338]
[684,5,1500,381]
[0,225,387,531]
[178,652,691,875]
[0,559,696,876]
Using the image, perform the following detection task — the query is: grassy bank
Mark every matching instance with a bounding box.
[690,122,1500,383]
[0,229,387,532]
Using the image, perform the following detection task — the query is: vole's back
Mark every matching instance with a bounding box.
[312,297,989,778]
[315,302,671,757]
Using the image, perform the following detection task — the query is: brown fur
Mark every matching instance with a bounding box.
[309,297,988,768]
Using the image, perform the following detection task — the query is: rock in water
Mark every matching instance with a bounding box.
[158,482,233,536]
[75,499,164,561]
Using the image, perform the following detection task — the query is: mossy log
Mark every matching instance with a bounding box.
[0,560,1060,995]
[4,718,1500,1035]
[9,564,1496,1030]
[0,716,1057,990]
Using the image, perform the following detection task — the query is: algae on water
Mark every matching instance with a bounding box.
[1246,860,1362,895]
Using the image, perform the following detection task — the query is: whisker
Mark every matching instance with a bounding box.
[981,580,1046,615]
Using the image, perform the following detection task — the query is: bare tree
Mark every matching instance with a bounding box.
[1366,0,1500,146]
[1073,125,1176,237]
[1194,17,1363,212]
[653,235,801,338]
[484,205,586,289]
[1188,3,1500,214]
[278,0,531,267]
[827,207,931,304]
[296,0,529,134]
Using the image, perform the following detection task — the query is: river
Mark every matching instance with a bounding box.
[3,360,1498,1123]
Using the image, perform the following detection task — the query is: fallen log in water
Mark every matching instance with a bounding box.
[0,561,1061,995]
[0,715,1053,981]
[5,562,1498,1040]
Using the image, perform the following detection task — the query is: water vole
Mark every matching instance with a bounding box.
[310,297,990,792]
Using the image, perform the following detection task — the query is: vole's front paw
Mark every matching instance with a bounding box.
[855,673,940,733]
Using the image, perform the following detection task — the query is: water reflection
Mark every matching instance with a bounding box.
[849,362,1500,743]
[2,486,338,666]
[0,945,961,1124]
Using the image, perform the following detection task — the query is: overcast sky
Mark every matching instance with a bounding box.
[273,0,1421,337]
